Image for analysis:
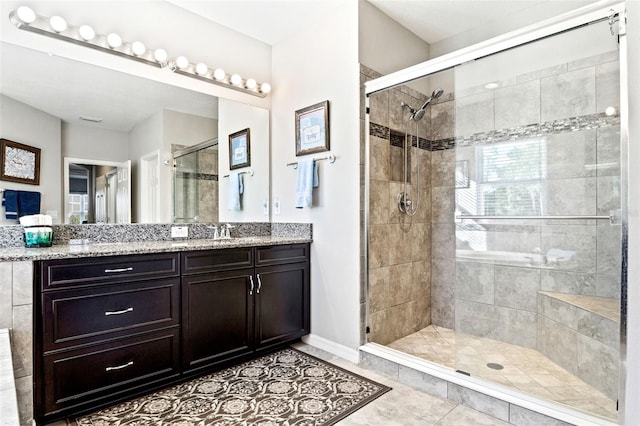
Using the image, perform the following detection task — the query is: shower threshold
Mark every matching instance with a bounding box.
[370,325,616,422]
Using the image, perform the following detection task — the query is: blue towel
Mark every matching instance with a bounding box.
[17,190,41,217]
[295,159,318,209]
[2,190,18,220]
[227,172,243,211]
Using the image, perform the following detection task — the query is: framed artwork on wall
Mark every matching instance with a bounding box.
[228,128,251,170]
[0,139,41,185]
[295,100,330,156]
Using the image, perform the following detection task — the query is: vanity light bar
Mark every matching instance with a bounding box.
[8,6,271,98]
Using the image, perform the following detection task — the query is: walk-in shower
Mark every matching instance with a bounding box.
[173,138,219,223]
[365,5,626,423]
[398,88,444,215]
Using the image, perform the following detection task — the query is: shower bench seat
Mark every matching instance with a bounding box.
[537,291,619,400]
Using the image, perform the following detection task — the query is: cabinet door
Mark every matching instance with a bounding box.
[255,262,310,350]
[182,269,254,373]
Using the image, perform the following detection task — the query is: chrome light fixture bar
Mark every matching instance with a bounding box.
[8,6,271,97]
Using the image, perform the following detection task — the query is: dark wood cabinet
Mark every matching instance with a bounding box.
[181,244,310,373]
[35,243,310,425]
[181,269,254,373]
[255,261,310,350]
[35,253,181,423]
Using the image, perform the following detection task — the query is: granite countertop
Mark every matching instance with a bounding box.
[0,236,312,262]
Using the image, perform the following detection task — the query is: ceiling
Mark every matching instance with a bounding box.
[166,0,548,46]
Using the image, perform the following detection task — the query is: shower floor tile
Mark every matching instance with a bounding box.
[387,325,617,420]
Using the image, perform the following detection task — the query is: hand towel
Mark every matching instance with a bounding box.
[295,159,318,209]
[17,190,41,217]
[227,172,244,211]
[2,190,18,220]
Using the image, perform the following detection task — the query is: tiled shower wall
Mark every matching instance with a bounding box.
[450,51,621,351]
[364,65,433,345]
[365,49,622,355]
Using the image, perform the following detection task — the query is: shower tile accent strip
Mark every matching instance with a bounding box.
[175,171,219,181]
[370,113,620,152]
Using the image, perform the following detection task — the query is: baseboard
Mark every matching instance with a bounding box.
[301,334,360,364]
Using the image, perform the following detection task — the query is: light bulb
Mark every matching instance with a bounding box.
[260,83,272,94]
[16,6,36,24]
[605,106,617,116]
[230,74,242,86]
[78,25,95,41]
[131,41,146,56]
[245,78,257,90]
[107,33,122,49]
[213,69,225,81]
[153,48,168,63]
[195,63,208,76]
[49,16,67,33]
[175,56,190,70]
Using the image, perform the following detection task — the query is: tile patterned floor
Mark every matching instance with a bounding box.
[387,325,617,420]
[46,342,510,426]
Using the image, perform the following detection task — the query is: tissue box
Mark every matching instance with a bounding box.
[24,226,53,248]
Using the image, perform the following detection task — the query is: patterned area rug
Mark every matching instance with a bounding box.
[75,348,390,425]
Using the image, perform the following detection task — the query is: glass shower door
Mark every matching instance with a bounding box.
[174,150,199,223]
[452,19,621,419]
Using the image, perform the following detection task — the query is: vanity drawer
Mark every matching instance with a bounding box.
[42,328,180,415]
[40,253,180,290]
[255,244,310,266]
[182,247,254,275]
[42,278,179,351]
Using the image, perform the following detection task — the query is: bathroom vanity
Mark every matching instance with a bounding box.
[28,238,310,424]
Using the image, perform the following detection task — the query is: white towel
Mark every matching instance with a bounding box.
[295,159,318,209]
[227,172,243,211]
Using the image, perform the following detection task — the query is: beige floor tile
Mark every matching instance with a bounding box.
[435,404,510,426]
[387,325,616,420]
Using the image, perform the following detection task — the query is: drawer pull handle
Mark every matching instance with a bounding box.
[104,267,134,273]
[256,274,262,294]
[249,275,254,295]
[105,361,133,372]
[105,307,134,316]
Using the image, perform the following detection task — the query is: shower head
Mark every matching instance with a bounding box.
[419,88,444,111]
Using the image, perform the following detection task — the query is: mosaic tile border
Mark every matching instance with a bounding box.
[370,113,619,152]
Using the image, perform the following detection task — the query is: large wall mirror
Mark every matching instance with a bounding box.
[0,42,270,224]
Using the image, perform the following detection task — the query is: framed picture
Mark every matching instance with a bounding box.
[0,139,41,185]
[295,100,330,156]
[228,128,251,170]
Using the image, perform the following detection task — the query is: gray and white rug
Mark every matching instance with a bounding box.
[76,347,390,425]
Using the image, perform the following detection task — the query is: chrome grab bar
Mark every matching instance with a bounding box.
[456,214,613,222]
[105,307,134,316]
[105,361,133,372]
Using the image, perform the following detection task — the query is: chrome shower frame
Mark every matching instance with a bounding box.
[363,1,628,424]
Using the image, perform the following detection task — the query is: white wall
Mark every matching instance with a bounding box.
[271,1,360,351]
[218,99,270,223]
[623,1,639,423]
[359,1,430,75]
[129,110,164,222]
[0,95,62,222]
[62,122,129,161]
[0,0,272,109]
